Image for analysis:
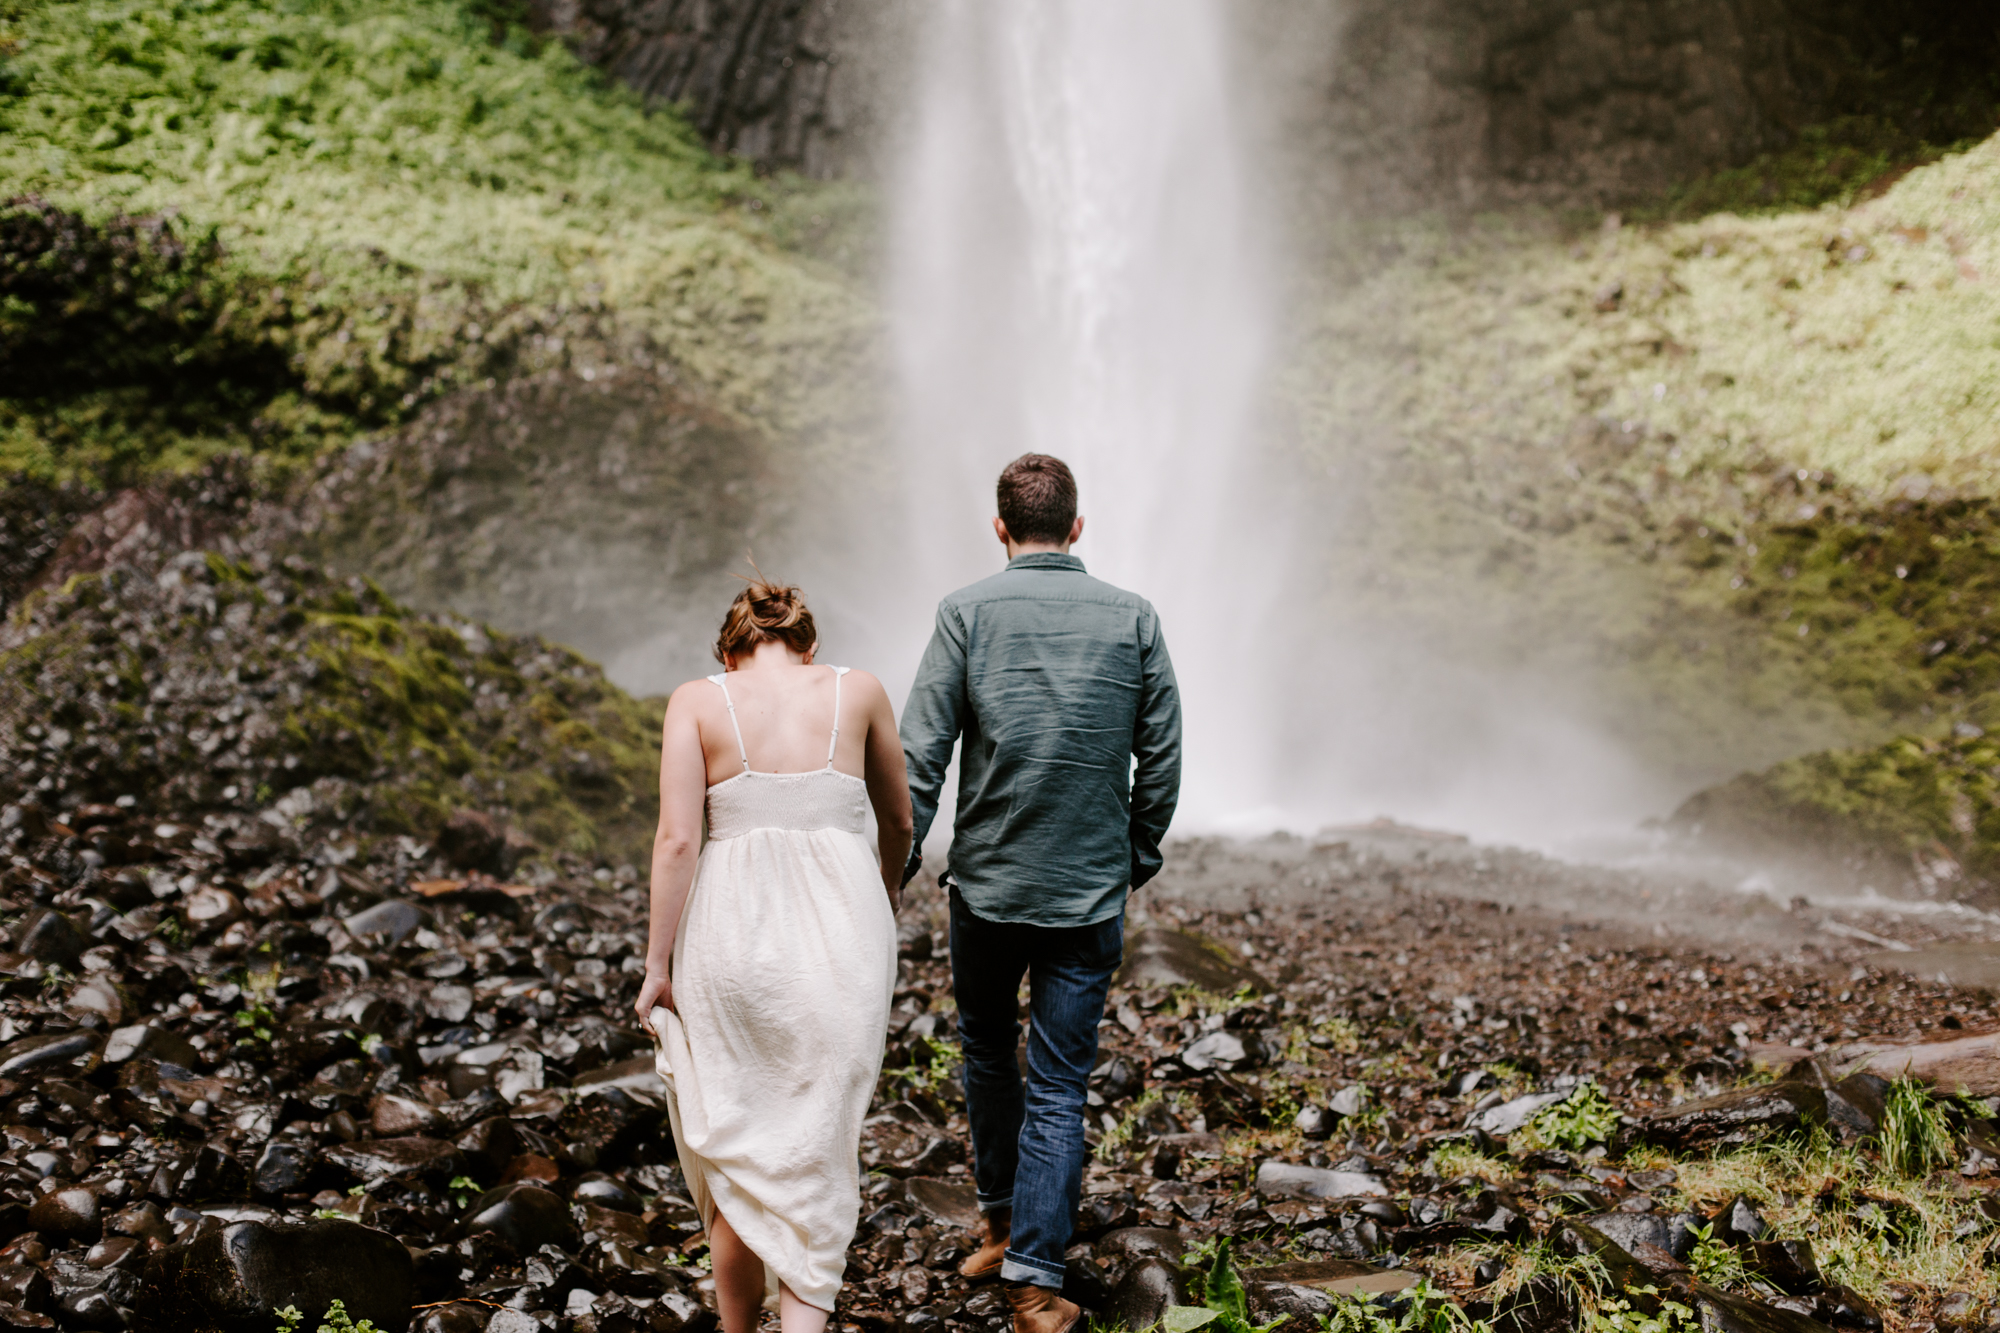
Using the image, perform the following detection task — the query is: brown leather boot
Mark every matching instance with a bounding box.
[1005,1282,1080,1333]
[958,1207,1011,1281]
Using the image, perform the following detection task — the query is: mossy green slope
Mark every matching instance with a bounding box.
[0,551,663,863]
[1290,129,2000,875]
[0,0,873,483]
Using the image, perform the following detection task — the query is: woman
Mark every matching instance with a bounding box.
[636,579,913,1333]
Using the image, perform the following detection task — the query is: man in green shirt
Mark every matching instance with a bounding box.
[901,453,1182,1333]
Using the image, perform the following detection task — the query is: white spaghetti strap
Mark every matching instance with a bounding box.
[826,666,850,767]
[708,674,751,773]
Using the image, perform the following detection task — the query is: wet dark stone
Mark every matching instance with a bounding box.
[462,1182,578,1255]
[1177,1030,1266,1073]
[1247,1281,1338,1323]
[107,1202,172,1246]
[1552,1221,1659,1309]
[1094,1228,1189,1270]
[1072,1190,1139,1239]
[411,1306,487,1333]
[572,1175,643,1214]
[1825,1073,1888,1142]
[1255,1162,1386,1201]
[181,1147,248,1204]
[578,1201,649,1248]
[370,1093,445,1138]
[325,1137,462,1187]
[0,1261,52,1312]
[1716,1195,1769,1245]
[102,1024,199,1068]
[136,1217,414,1333]
[16,908,86,968]
[85,1238,144,1272]
[1580,1213,1671,1256]
[454,1116,522,1179]
[1818,1283,1883,1331]
[27,1185,101,1241]
[1295,1104,1334,1140]
[1474,1258,1505,1287]
[557,1088,654,1163]
[1751,1239,1823,1296]
[1113,928,1265,994]
[897,916,933,961]
[1091,1056,1142,1105]
[342,900,423,947]
[0,1300,55,1330]
[533,901,588,938]
[1635,1081,1826,1152]
[1060,1257,1113,1312]
[646,1287,716,1333]
[1693,1282,1837,1333]
[250,1141,318,1199]
[0,1029,102,1078]
[1493,1275,1574,1333]
[1103,1257,1197,1331]
[436,810,508,876]
[1360,1200,1407,1227]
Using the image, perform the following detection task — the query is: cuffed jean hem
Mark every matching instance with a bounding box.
[976,1191,1014,1213]
[1001,1251,1065,1288]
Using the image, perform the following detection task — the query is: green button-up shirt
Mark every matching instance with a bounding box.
[900,552,1182,926]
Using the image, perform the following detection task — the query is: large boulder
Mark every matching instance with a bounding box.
[1834,1034,2000,1097]
[137,1218,414,1333]
[1633,1081,1827,1152]
[1115,928,1266,993]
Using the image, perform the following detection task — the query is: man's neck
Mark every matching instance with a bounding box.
[1005,542,1072,561]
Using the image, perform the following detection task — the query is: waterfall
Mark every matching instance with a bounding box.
[887,0,1281,830]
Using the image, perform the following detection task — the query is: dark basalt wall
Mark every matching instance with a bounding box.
[1264,0,1999,212]
[524,0,911,177]
[538,0,1996,201]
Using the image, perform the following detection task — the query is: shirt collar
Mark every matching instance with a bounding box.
[1007,552,1086,572]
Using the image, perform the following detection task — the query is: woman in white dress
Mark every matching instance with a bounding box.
[636,579,912,1333]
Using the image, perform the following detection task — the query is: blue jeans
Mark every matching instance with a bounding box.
[949,886,1124,1289]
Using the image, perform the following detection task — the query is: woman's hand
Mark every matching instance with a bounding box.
[635,972,674,1035]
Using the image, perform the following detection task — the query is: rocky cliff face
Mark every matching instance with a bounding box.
[1267,0,1997,211]
[524,0,914,177]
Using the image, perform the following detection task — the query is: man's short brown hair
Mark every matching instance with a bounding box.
[996,454,1078,546]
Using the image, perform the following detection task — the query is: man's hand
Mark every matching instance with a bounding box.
[635,972,673,1035]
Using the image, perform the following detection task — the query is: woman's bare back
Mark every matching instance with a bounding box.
[680,662,881,786]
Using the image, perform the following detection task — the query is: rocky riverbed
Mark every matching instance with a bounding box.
[6,773,2000,1333]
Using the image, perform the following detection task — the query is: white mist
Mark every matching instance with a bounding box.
[885,0,1282,830]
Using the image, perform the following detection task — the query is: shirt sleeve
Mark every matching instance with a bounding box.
[1128,605,1182,889]
[899,601,969,884]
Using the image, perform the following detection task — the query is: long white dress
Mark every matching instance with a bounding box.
[651,667,897,1312]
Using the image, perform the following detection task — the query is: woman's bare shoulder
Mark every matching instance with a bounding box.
[664,676,723,714]
[839,668,891,702]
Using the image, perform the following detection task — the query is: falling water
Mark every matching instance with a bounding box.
[886,0,1283,829]
[870,0,1669,849]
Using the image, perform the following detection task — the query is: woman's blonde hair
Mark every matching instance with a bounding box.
[713,578,817,665]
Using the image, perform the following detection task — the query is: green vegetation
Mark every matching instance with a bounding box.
[1674,729,2000,884]
[1524,1082,1621,1153]
[0,0,870,484]
[1882,1078,1958,1178]
[0,551,663,861]
[275,1301,380,1333]
[1643,115,1987,221]
[1291,126,2000,860]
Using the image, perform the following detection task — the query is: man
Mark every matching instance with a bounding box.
[901,453,1182,1333]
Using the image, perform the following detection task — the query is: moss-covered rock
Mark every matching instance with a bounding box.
[0,549,662,864]
[1672,731,2000,895]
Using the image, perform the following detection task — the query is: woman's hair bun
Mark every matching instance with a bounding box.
[714,577,817,664]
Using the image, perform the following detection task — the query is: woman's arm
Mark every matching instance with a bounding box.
[635,682,712,1033]
[858,672,915,912]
